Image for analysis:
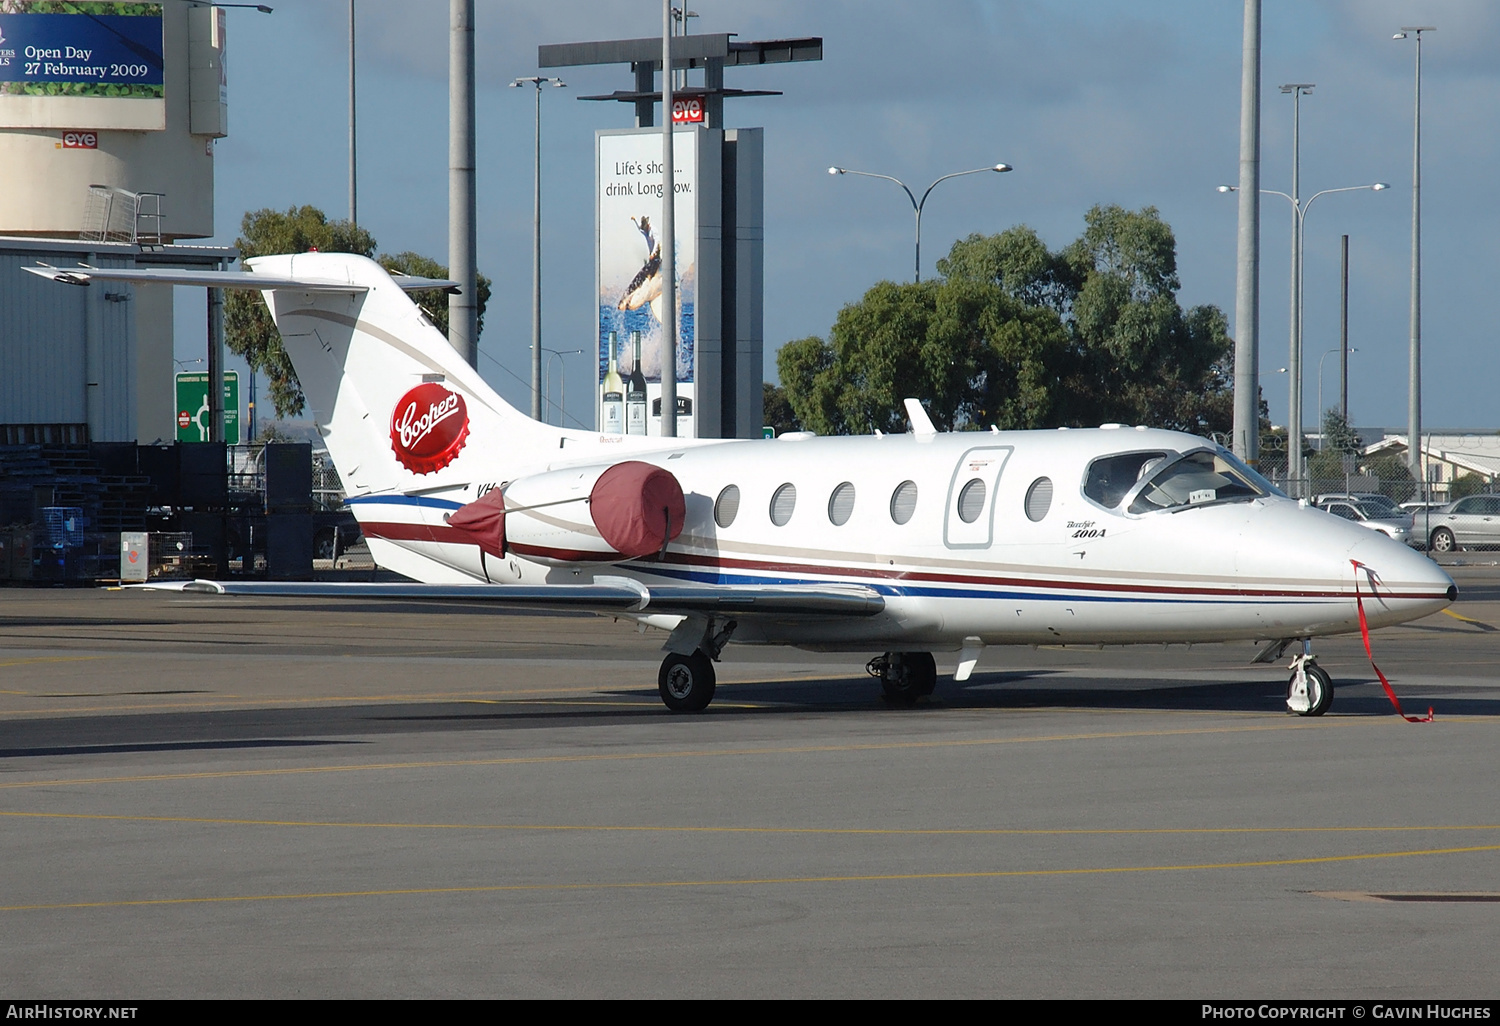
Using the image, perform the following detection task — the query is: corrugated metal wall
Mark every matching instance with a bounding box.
[0,249,90,428]
[95,253,137,442]
[0,247,138,441]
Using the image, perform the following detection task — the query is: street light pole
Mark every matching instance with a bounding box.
[1217,182,1387,496]
[1395,27,1434,482]
[511,76,566,422]
[1318,346,1357,432]
[539,347,585,426]
[1280,84,1313,495]
[828,163,1014,282]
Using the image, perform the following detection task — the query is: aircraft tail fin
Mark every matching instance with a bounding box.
[247,253,562,497]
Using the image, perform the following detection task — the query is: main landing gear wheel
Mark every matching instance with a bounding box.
[1429,527,1456,554]
[659,651,716,713]
[1287,662,1333,717]
[869,652,937,705]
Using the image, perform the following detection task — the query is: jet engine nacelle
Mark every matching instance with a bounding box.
[447,460,686,566]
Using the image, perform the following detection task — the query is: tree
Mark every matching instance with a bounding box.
[377,251,491,342]
[225,206,489,418]
[779,205,1232,437]
[777,279,1070,435]
[1307,408,1364,486]
[761,382,800,437]
[1450,473,1494,500]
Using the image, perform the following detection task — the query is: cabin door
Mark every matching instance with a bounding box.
[944,446,1012,549]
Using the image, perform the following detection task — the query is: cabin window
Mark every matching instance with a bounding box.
[714,485,740,528]
[828,482,856,526]
[770,483,797,526]
[1127,450,1270,514]
[1083,451,1169,509]
[890,480,918,524]
[957,479,987,523]
[1025,477,1053,522]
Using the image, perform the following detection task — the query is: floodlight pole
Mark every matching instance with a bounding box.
[1232,0,1261,465]
[349,0,357,225]
[448,0,478,367]
[1395,27,1434,481]
[659,0,677,437]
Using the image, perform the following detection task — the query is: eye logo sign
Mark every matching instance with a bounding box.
[390,383,470,474]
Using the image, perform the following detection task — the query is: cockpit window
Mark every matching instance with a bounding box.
[1126,450,1270,514]
[1083,452,1169,509]
[1213,445,1285,498]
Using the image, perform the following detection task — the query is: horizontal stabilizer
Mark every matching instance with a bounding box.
[140,579,887,619]
[23,265,458,293]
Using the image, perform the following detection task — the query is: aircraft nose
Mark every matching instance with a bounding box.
[1346,532,1455,624]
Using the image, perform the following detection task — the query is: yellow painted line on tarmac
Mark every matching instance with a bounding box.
[0,654,107,681]
[0,718,1408,791]
[3,809,1499,838]
[6,842,1499,913]
[1442,609,1498,632]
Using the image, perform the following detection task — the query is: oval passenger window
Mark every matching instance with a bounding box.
[957,479,987,524]
[714,485,740,528]
[1025,477,1053,522]
[890,480,918,525]
[828,482,855,526]
[770,483,797,526]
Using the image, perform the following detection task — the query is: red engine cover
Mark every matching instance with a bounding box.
[589,461,686,559]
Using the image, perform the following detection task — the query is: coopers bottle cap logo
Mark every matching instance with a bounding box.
[390,383,470,474]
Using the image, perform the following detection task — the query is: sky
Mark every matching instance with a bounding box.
[181,0,1500,433]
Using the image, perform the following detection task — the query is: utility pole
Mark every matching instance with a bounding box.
[1232,0,1261,465]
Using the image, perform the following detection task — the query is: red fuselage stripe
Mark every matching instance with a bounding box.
[356,521,1447,601]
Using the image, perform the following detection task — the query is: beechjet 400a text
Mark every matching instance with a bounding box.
[28,255,1456,716]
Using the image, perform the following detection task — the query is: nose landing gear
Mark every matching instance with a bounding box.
[1286,640,1333,716]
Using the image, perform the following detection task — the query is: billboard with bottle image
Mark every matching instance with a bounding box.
[596,127,698,438]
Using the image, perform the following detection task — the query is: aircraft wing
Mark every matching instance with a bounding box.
[141,578,887,619]
[23,266,459,293]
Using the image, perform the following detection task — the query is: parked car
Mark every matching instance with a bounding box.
[1315,498,1415,547]
[1314,492,1401,515]
[1425,494,1500,553]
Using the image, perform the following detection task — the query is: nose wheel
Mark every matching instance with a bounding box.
[1286,646,1333,717]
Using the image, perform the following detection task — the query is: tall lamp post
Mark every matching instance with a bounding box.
[511,76,566,422]
[828,163,1013,282]
[1394,27,1434,482]
[538,347,584,426]
[1317,346,1358,433]
[1218,182,1387,495]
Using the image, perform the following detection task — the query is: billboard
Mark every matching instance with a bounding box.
[0,3,165,130]
[597,128,699,438]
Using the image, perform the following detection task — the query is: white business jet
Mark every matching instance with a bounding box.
[28,254,1456,716]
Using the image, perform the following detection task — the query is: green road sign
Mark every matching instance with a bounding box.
[175,371,240,444]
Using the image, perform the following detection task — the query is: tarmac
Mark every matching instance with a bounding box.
[0,559,1497,998]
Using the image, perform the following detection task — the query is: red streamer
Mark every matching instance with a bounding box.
[1351,559,1433,723]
